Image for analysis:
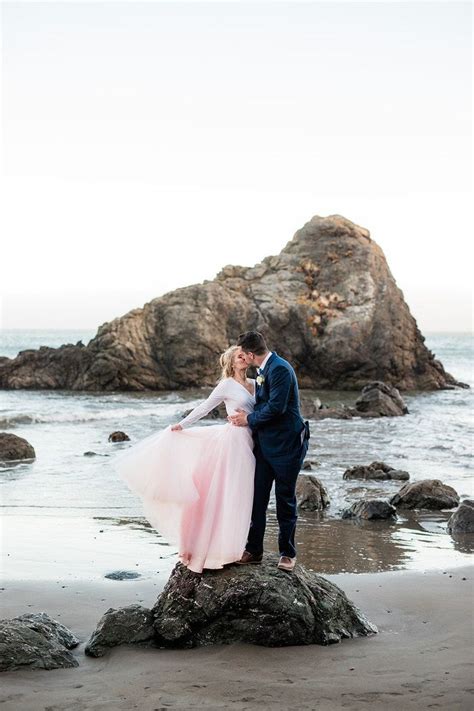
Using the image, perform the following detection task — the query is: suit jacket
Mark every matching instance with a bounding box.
[247,352,309,462]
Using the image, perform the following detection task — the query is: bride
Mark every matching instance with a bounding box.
[113,345,256,574]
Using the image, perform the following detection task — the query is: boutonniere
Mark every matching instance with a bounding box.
[256,374,265,386]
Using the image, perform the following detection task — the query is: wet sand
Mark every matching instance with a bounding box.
[1,564,473,710]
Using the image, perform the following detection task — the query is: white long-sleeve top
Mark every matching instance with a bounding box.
[178,377,256,428]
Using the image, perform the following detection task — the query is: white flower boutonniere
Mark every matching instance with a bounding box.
[256,374,265,386]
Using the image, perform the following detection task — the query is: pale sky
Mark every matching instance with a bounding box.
[1,1,472,332]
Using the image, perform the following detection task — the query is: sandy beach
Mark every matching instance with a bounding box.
[1,563,472,710]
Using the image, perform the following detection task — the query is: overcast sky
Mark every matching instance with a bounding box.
[1,1,472,333]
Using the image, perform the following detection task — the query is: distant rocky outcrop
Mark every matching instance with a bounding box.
[343,461,410,481]
[0,613,79,672]
[86,556,377,653]
[0,433,36,463]
[0,215,466,392]
[390,479,460,510]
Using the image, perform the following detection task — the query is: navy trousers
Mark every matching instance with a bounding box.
[246,439,308,558]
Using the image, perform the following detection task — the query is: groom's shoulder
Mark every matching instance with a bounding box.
[271,353,295,373]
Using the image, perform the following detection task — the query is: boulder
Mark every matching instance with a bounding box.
[296,475,330,511]
[354,381,408,417]
[86,557,377,654]
[343,461,410,481]
[299,396,323,418]
[0,433,36,463]
[447,499,474,534]
[0,215,466,392]
[153,557,377,648]
[108,431,130,442]
[301,459,320,470]
[85,605,155,658]
[389,479,460,510]
[0,612,79,672]
[342,499,397,520]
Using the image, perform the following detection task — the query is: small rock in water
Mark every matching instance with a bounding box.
[389,479,460,510]
[0,433,36,463]
[104,571,141,581]
[447,499,474,534]
[108,431,130,443]
[296,475,330,511]
[354,381,408,417]
[342,499,397,521]
[343,461,409,481]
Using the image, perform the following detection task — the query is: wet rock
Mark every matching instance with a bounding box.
[389,479,460,510]
[108,431,130,443]
[85,605,155,658]
[86,558,377,654]
[0,613,79,671]
[0,215,465,392]
[296,475,330,511]
[447,499,474,534]
[300,396,323,418]
[343,461,410,481]
[104,571,141,581]
[301,459,320,471]
[152,556,377,647]
[0,433,36,463]
[354,381,408,417]
[342,499,397,520]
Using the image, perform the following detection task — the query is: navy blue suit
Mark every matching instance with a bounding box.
[246,352,310,558]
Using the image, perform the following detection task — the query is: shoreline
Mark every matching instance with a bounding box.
[1,564,473,710]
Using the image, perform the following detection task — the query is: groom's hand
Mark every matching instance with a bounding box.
[228,409,248,427]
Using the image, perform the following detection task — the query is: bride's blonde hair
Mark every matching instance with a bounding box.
[219,345,245,381]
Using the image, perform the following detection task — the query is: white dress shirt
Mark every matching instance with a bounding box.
[257,351,273,374]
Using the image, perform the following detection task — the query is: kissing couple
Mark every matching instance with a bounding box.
[114,331,310,574]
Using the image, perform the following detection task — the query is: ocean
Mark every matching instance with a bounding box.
[1,329,473,583]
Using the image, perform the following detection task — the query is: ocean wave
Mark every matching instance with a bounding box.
[0,404,188,427]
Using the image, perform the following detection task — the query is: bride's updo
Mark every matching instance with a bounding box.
[219,345,244,381]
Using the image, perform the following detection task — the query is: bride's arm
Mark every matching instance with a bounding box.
[175,379,228,429]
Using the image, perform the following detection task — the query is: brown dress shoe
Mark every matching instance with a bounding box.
[235,550,263,565]
[277,556,296,572]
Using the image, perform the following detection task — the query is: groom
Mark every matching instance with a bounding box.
[228,331,310,572]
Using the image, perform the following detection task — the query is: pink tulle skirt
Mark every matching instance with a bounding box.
[113,423,255,574]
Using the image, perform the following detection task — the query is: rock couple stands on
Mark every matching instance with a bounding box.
[0,215,466,392]
[85,556,377,657]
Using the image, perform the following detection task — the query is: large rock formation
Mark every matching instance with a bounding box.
[0,215,465,392]
[85,557,377,654]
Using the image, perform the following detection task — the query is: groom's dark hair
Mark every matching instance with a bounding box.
[237,331,268,355]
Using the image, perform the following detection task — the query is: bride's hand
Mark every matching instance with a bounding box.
[171,424,183,431]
